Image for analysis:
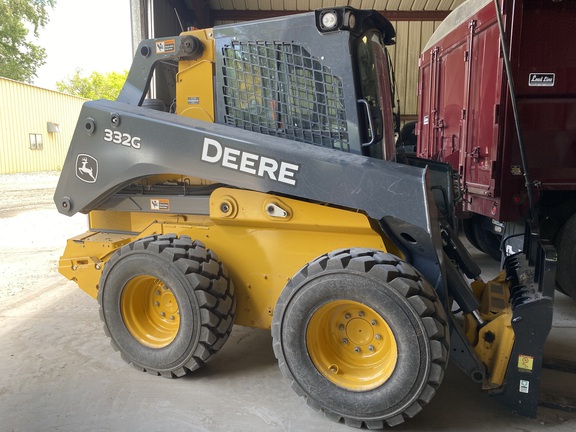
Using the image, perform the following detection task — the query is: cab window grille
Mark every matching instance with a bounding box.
[222,41,349,151]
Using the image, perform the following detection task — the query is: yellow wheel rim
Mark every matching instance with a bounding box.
[121,276,180,348]
[306,300,398,391]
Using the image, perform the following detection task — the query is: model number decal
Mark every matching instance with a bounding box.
[104,129,141,149]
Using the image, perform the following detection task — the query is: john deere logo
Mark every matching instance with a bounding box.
[76,154,98,183]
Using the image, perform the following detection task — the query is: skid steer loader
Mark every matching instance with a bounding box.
[54,7,556,428]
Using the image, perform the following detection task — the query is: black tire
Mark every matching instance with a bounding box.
[462,215,501,261]
[556,214,576,300]
[272,248,449,428]
[141,98,167,112]
[98,234,235,377]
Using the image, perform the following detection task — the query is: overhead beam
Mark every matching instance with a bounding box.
[185,0,212,28]
[211,10,450,22]
[164,0,212,29]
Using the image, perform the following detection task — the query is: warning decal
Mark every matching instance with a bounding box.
[156,39,176,54]
[518,354,534,371]
[150,199,170,211]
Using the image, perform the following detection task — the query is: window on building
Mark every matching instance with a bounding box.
[29,133,43,150]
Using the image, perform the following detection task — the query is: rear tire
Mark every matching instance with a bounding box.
[462,215,501,261]
[556,214,576,300]
[98,234,235,377]
[272,248,449,428]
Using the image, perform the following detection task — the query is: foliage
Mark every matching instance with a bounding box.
[56,69,129,100]
[0,0,55,82]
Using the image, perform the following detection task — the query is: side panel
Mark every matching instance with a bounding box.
[418,1,503,219]
[498,0,576,220]
[462,13,503,216]
[54,100,448,302]
[419,0,576,222]
[60,188,394,329]
[418,38,467,167]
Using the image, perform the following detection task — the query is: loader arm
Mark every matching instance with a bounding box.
[54,99,448,300]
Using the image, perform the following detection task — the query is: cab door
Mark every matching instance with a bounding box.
[356,31,397,161]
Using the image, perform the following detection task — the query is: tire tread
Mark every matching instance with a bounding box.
[98,234,235,378]
[272,248,449,428]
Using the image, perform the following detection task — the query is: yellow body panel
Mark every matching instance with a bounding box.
[474,311,514,389]
[464,271,515,388]
[60,188,397,329]
[176,29,215,121]
[59,232,134,299]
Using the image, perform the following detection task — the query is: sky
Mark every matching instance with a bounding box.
[33,0,133,90]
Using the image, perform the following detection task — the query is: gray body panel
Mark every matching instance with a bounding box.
[54,99,447,299]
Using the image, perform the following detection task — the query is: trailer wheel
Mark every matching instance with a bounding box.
[272,248,449,428]
[462,215,501,261]
[556,214,576,300]
[98,234,235,377]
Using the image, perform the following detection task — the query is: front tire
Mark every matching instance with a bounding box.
[556,214,576,300]
[98,234,235,377]
[272,248,449,428]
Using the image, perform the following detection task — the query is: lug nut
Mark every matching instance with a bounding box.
[368,345,374,352]
[375,334,382,340]
[371,320,377,326]
[358,311,365,317]
[338,324,345,331]
[354,347,361,353]
[169,315,175,321]
[160,312,166,317]
[342,338,348,344]
[155,290,161,296]
[154,301,160,307]
[344,313,351,319]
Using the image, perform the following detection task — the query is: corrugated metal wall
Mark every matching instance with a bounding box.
[209,0,463,11]
[0,78,86,174]
[387,20,443,120]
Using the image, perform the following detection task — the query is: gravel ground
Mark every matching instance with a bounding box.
[0,171,87,300]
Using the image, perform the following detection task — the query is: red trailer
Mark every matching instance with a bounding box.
[415,0,576,298]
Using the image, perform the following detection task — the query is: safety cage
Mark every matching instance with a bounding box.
[221,41,349,151]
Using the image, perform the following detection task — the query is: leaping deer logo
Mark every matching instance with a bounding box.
[78,157,95,181]
[75,154,98,183]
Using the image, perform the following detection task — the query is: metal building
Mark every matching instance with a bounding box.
[0,77,86,174]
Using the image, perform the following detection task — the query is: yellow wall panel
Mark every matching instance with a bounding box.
[0,78,86,174]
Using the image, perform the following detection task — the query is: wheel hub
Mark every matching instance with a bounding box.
[121,276,180,348]
[346,317,374,346]
[306,300,398,391]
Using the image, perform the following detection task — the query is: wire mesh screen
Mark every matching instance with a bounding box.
[222,41,349,151]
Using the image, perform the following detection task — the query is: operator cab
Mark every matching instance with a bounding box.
[212,8,398,162]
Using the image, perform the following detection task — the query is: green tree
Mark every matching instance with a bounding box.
[56,69,129,100]
[0,0,55,82]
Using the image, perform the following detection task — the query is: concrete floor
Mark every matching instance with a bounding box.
[1,172,575,432]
